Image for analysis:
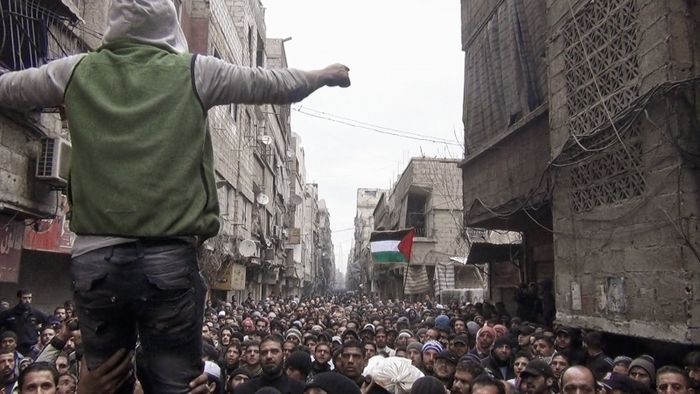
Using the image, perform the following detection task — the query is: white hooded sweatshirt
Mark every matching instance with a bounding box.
[0,0,325,253]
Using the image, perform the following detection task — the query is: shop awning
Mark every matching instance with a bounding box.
[450,242,521,265]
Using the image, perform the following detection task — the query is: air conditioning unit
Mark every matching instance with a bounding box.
[36,137,71,186]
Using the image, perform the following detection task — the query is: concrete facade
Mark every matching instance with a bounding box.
[461,0,700,344]
[459,0,554,305]
[547,0,700,344]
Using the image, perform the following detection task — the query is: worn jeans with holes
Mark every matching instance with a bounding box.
[71,240,205,394]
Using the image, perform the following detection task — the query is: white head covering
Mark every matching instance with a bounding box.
[103,0,188,53]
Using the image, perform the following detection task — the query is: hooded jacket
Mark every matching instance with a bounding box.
[0,0,325,244]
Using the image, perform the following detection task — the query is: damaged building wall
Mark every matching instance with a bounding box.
[548,0,700,344]
[460,0,553,302]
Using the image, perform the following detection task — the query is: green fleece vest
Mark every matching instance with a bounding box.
[64,41,220,239]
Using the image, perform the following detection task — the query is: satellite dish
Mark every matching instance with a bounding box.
[256,193,270,205]
[289,194,303,206]
[259,135,273,145]
[238,239,256,257]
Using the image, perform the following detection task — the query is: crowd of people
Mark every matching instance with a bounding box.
[0,288,698,394]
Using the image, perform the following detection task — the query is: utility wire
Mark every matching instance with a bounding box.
[298,106,460,142]
[291,107,462,147]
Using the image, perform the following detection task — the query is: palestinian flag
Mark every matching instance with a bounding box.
[370,228,415,264]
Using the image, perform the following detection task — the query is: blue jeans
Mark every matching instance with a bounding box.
[71,240,205,394]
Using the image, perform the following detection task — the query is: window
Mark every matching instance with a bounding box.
[406,192,428,237]
[1,0,80,71]
[247,27,255,67]
[256,34,265,68]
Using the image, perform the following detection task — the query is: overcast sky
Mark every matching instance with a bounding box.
[263,1,464,274]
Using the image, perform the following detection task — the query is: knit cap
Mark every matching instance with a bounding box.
[285,328,302,343]
[435,315,450,330]
[421,340,443,354]
[466,321,480,336]
[629,355,656,386]
[613,356,633,366]
[407,342,423,353]
[477,325,496,339]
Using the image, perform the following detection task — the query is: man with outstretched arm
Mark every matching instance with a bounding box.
[0,1,350,392]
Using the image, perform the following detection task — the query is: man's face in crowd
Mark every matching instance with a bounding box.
[518,334,532,347]
[494,344,512,362]
[245,345,260,366]
[54,308,66,322]
[375,332,387,348]
[450,341,468,357]
[560,367,595,394]
[363,344,376,360]
[520,374,552,394]
[434,358,455,381]
[340,346,365,379]
[396,335,409,348]
[230,373,249,388]
[20,370,56,394]
[260,341,283,376]
[314,344,331,365]
[454,320,466,334]
[657,372,693,394]
[452,369,477,394]
[2,337,16,352]
[220,329,232,346]
[551,355,570,379]
[423,350,438,372]
[613,363,629,375]
[630,366,652,387]
[201,325,211,340]
[305,340,317,354]
[514,357,529,377]
[40,328,56,346]
[55,357,69,375]
[19,293,32,305]
[533,339,554,358]
[282,341,295,360]
[408,348,422,368]
[243,320,254,333]
[556,333,572,349]
[256,320,268,332]
[225,346,240,366]
[477,331,495,350]
[57,374,76,394]
[360,331,373,343]
[427,329,440,341]
[0,353,14,380]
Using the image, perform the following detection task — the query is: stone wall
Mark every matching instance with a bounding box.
[547,0,700,344]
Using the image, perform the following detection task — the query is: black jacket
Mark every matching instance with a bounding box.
[0,304,49,354]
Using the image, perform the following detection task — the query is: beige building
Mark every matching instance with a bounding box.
[370,158,483,300]
[349,188,384,293]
